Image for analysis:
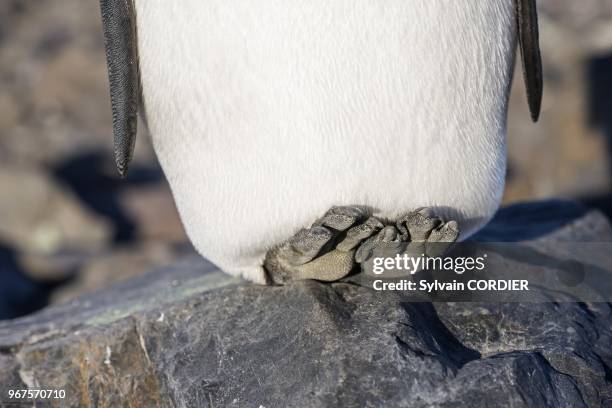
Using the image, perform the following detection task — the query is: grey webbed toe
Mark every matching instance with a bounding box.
[397,207,443,242]
[314,205,367,230]
[285,226,333,265]
[354,226,401,263]
[356,207,461,277]
[264,205,383,285]
[265,206,461,284]
[426,220,460,257]
[428,220,459,243]
[337,217,384,252]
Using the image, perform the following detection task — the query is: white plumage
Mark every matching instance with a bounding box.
[133,0,517,283]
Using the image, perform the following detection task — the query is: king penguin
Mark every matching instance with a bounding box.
[99,0,542,284]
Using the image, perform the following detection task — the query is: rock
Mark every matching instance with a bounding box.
[49,242,190,305]
[0,165,111,254]
[0,200,611,407]
[0,244,62,320]
[539,0,612,53]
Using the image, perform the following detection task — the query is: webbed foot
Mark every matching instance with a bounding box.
[356,207,460,275]
[264,206,384,284]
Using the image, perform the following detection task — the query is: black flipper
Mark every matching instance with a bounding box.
[517,0,543,122]
[99,0,139,177]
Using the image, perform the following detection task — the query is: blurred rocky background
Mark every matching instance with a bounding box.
[508,0,612,206]
[0,0,190,319]
[0,0,611,319]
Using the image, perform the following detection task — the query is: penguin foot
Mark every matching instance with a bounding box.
[264,206,384,284]
[356,208,460,275]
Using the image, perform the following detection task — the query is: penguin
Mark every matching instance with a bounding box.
[99,0,542,284]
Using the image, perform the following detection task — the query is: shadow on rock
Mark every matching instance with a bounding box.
[474,199,589,241]
[52,151,164,244]
[398,302,481,370]
[582,51,612,219]
[0,242,73,320]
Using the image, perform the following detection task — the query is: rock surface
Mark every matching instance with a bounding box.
[0,165,111,255]
[0,200,611,408]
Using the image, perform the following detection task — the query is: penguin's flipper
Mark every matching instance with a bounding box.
[99,0,139,177]
[517,0,543,122]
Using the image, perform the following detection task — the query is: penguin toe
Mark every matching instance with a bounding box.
[264,224,335,284]
[285,226,334,265]
[396,208,459,257]
[314,205,368,230]
[354,226,401,263]
[426,220,460,257]
[337,217,384,252]
[355,209,460,278]
[264,206,460,284]
[397,208,443,242]
[264,206,384,285]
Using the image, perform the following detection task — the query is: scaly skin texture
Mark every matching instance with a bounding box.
[99,0,139,177]
[264,206,383,284]
[264,206,458,284]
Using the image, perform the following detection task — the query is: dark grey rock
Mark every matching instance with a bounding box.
[0,200,611,407]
